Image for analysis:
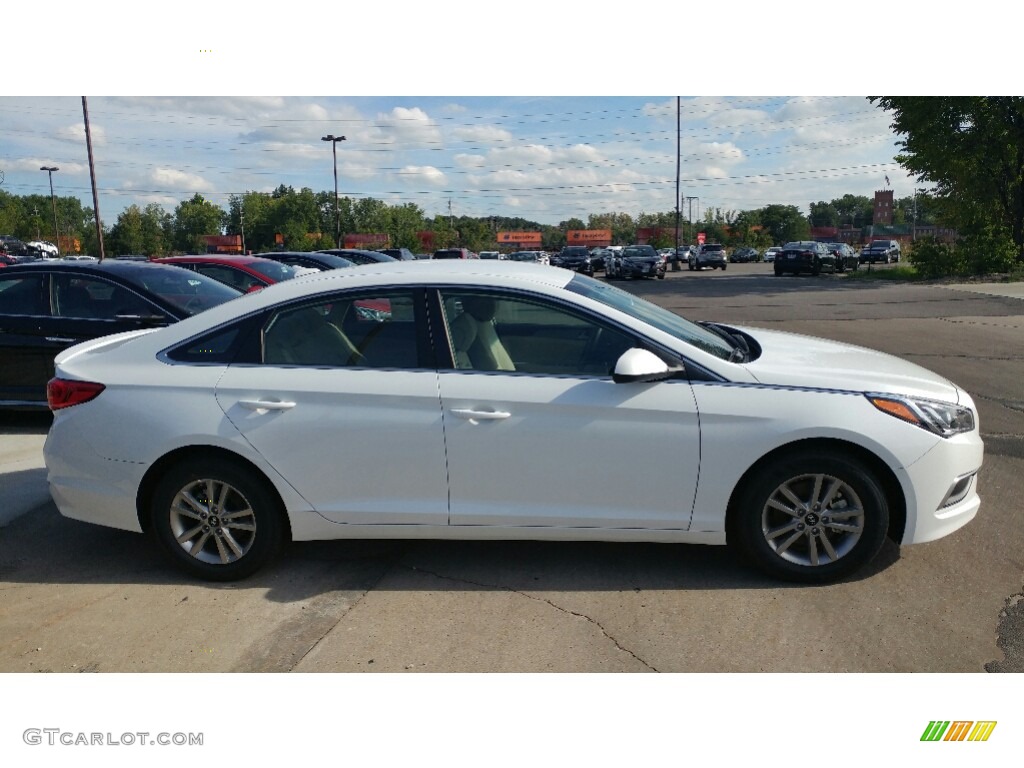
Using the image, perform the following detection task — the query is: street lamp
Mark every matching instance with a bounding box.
[40,166,60,256]
[321,134,346,248]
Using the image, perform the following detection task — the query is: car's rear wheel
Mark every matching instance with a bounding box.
[150,458,285,581]
[729,451,889,583]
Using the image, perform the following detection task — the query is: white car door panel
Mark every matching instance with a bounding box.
[439,373,700,529]
[217,366,448,525]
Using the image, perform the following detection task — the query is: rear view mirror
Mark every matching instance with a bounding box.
[612,348,674,384]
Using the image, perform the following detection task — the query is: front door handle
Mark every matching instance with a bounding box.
[45,337,77,343]
[239,399,296,412]
[451,408,511,425]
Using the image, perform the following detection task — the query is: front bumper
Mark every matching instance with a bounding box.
[900,430,984,545]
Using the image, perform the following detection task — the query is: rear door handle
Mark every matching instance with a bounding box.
[451,408,511,424]
[239,399,296,412]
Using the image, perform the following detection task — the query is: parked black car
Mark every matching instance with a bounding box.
[0,261,241,408]
[378,248,417,261]
[824,243,860,272]
[730,247,760,263]
[252,251,356,272]
[774,241,836,276]
[432,248,479,260]
[317,249,398,265]
[605,245,666,280]
[552,246,594,275]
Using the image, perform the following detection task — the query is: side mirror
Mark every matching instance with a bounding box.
[612,348,675,384]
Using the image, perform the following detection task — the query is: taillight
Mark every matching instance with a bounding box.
[47,378,105,411]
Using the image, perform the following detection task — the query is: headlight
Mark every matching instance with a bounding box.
[867,394,976,437]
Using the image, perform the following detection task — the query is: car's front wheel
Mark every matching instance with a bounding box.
[729,451,889,583]
[150,457,286,581]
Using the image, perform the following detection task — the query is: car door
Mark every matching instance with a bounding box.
[434,288,702,530]
[215,288,449,526]
[0,271,53,404]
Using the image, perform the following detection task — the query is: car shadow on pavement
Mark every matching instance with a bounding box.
[0,411,52,435]
[0,501,902,601]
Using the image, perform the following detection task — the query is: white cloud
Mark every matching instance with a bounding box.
[150,167,214,191]
[399,165,446,185]
[449,124,513,144]
[55,123,106,146]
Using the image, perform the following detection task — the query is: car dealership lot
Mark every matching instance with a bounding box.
[1,266,1022,672]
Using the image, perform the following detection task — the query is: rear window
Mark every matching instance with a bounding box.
[433,249,462,259]
[702,244,725,252]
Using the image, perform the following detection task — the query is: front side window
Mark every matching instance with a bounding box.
[439,289,634,377]
[262,290,420,368]
[194,265,266,292]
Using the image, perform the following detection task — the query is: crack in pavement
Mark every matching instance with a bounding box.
[402,564,660,672]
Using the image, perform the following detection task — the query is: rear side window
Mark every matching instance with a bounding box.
[262,290,421,369]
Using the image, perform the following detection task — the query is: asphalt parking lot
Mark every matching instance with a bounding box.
[1,263,1022,673]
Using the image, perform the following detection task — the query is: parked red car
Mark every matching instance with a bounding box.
[153,255,307,292]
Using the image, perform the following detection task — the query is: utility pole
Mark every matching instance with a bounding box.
[239,201,246,254]
[321,134,346,247]
[82,97,105,260]
[40,166,60,256]
[674,97,681,270]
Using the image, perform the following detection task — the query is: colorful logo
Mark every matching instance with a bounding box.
[921,721,997,742]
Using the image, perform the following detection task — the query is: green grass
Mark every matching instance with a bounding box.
[844,265,922,281]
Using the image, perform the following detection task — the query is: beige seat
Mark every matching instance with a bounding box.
[449,296,515,372]
[264,306,365,367]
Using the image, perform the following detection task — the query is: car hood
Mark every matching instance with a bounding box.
[735,326,962,404]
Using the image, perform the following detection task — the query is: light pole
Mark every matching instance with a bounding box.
[321,134,346,247]
[40,166,60,256]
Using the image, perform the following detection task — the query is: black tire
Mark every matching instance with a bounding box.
[150,457,286,581]
[657,271,665,279]
[689,263,696,271]
[774,267,784,276]
[728,451,889,583]
[721,264,727,271]
[811,257,821,276]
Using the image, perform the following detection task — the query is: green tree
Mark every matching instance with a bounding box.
[757,204,810,244]
[871,96,1024,263]
[831,194,873,228]
[173,193,225,253]
[809,201,839,227]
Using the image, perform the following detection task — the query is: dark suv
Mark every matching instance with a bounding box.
[552,246,594,275]
[861,240,901,264]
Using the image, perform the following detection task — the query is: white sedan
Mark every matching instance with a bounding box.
[44,262,983,582]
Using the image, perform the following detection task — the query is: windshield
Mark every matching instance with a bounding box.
[247,261,300,282]
[565,274,735,360]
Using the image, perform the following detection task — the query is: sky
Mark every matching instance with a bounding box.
[4,3,1016,231]
[1,95,912,227]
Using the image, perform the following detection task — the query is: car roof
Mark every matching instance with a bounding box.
[156,255,275,266]
[2,259,194,278]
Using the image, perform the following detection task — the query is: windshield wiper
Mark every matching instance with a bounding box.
[700,321,750,363]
